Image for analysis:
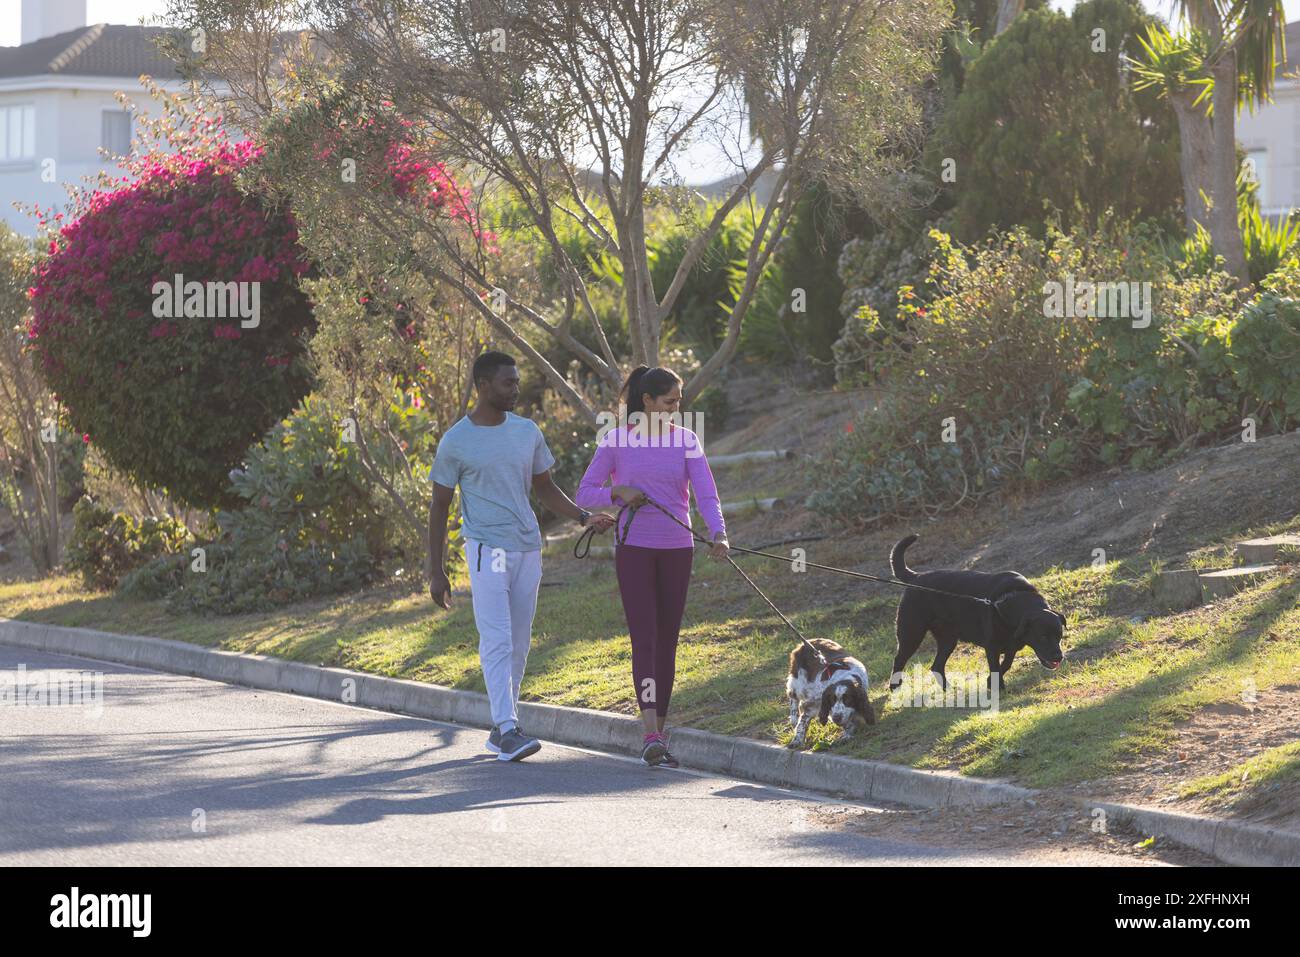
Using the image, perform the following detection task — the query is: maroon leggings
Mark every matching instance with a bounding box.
[614,544,694,718]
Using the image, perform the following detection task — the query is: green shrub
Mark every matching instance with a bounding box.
[64,496,190,591]
[833,226,938,385]
[1217,294,1300,428]
[120,540,377,615]
[222,396,389,559]
[1068,260,1243,465]
[809,219,1272,522]
[691,383,730,435]
[1260,253,1300,297]
[812,225,1097,517]
[116,551,189,602]
[117,398,390,614]
[766,181,867,362]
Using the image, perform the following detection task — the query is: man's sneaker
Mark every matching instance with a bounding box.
[641,732,668,766]
[486,726,502,754]
[496,726,541,762]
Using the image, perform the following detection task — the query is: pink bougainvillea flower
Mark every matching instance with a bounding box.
[26,108,315,507]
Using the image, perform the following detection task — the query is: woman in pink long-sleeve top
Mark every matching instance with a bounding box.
[576,365,728,768]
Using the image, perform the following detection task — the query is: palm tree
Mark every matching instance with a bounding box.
[1131,26,1215,235]
[1139,1,1287,286]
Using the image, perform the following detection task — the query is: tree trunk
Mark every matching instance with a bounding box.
[44,436,59,572]
[1208,50,1250,286]
[623,198,660,368]
[1170,88,1214,234]
[995,0,1024,36]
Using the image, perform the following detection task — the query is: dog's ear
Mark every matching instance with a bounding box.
[850,681,873,724]
[1054,611,1067,631]
[818,687,833,724]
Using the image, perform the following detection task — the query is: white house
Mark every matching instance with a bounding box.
[1236,20,1300,220]
[0,0,199,237]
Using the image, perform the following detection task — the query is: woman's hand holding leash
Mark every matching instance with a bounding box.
[709,532,729,561]
[611,485,647,506]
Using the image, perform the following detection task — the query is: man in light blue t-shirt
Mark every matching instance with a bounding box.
[429,351,614,762]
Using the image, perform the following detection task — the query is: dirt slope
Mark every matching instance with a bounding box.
[710,363,1300,578]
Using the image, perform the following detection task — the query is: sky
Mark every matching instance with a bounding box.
[1,1,173,47]
[7,0,1300,47]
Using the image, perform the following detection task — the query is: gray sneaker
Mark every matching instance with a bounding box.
[496,725,541,762]
[641,733,668,766]
[486,726,502,754]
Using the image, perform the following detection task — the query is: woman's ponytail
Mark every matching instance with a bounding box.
[619,365,652,415]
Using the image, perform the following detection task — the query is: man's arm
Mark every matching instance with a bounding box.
[428,482,455,609]
[533,470,615,530]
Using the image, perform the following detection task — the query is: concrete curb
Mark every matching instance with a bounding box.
[3,617,1296,866]
[1073,798,1299,868]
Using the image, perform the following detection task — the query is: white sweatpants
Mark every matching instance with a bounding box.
[463,540,543,731]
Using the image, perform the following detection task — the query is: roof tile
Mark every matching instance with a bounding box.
[0,24,185,80]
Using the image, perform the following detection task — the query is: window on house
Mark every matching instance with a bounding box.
[1245,150,1268,208]
[102,110,132,157]
[0,105,36,161]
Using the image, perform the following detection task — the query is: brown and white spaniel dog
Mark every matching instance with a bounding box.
[786,637,875,748]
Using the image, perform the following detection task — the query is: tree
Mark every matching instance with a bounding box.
[164,0,950,416]
[1130,1,1287,286]
[933,0,1183,242]
[0,227,63,572]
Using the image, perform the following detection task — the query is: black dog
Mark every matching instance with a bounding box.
[888,535,1065,692]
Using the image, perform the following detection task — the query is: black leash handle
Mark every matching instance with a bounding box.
[572,499,638,558]
[572,523,599,559]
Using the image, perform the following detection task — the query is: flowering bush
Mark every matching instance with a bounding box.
[27,99,316,507]
[296,98,480,229]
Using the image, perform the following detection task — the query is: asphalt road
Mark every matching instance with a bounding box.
[0,646,1167,866]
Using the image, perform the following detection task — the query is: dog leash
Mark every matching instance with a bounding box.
[574,498,841,673]
[583,496,994,608]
